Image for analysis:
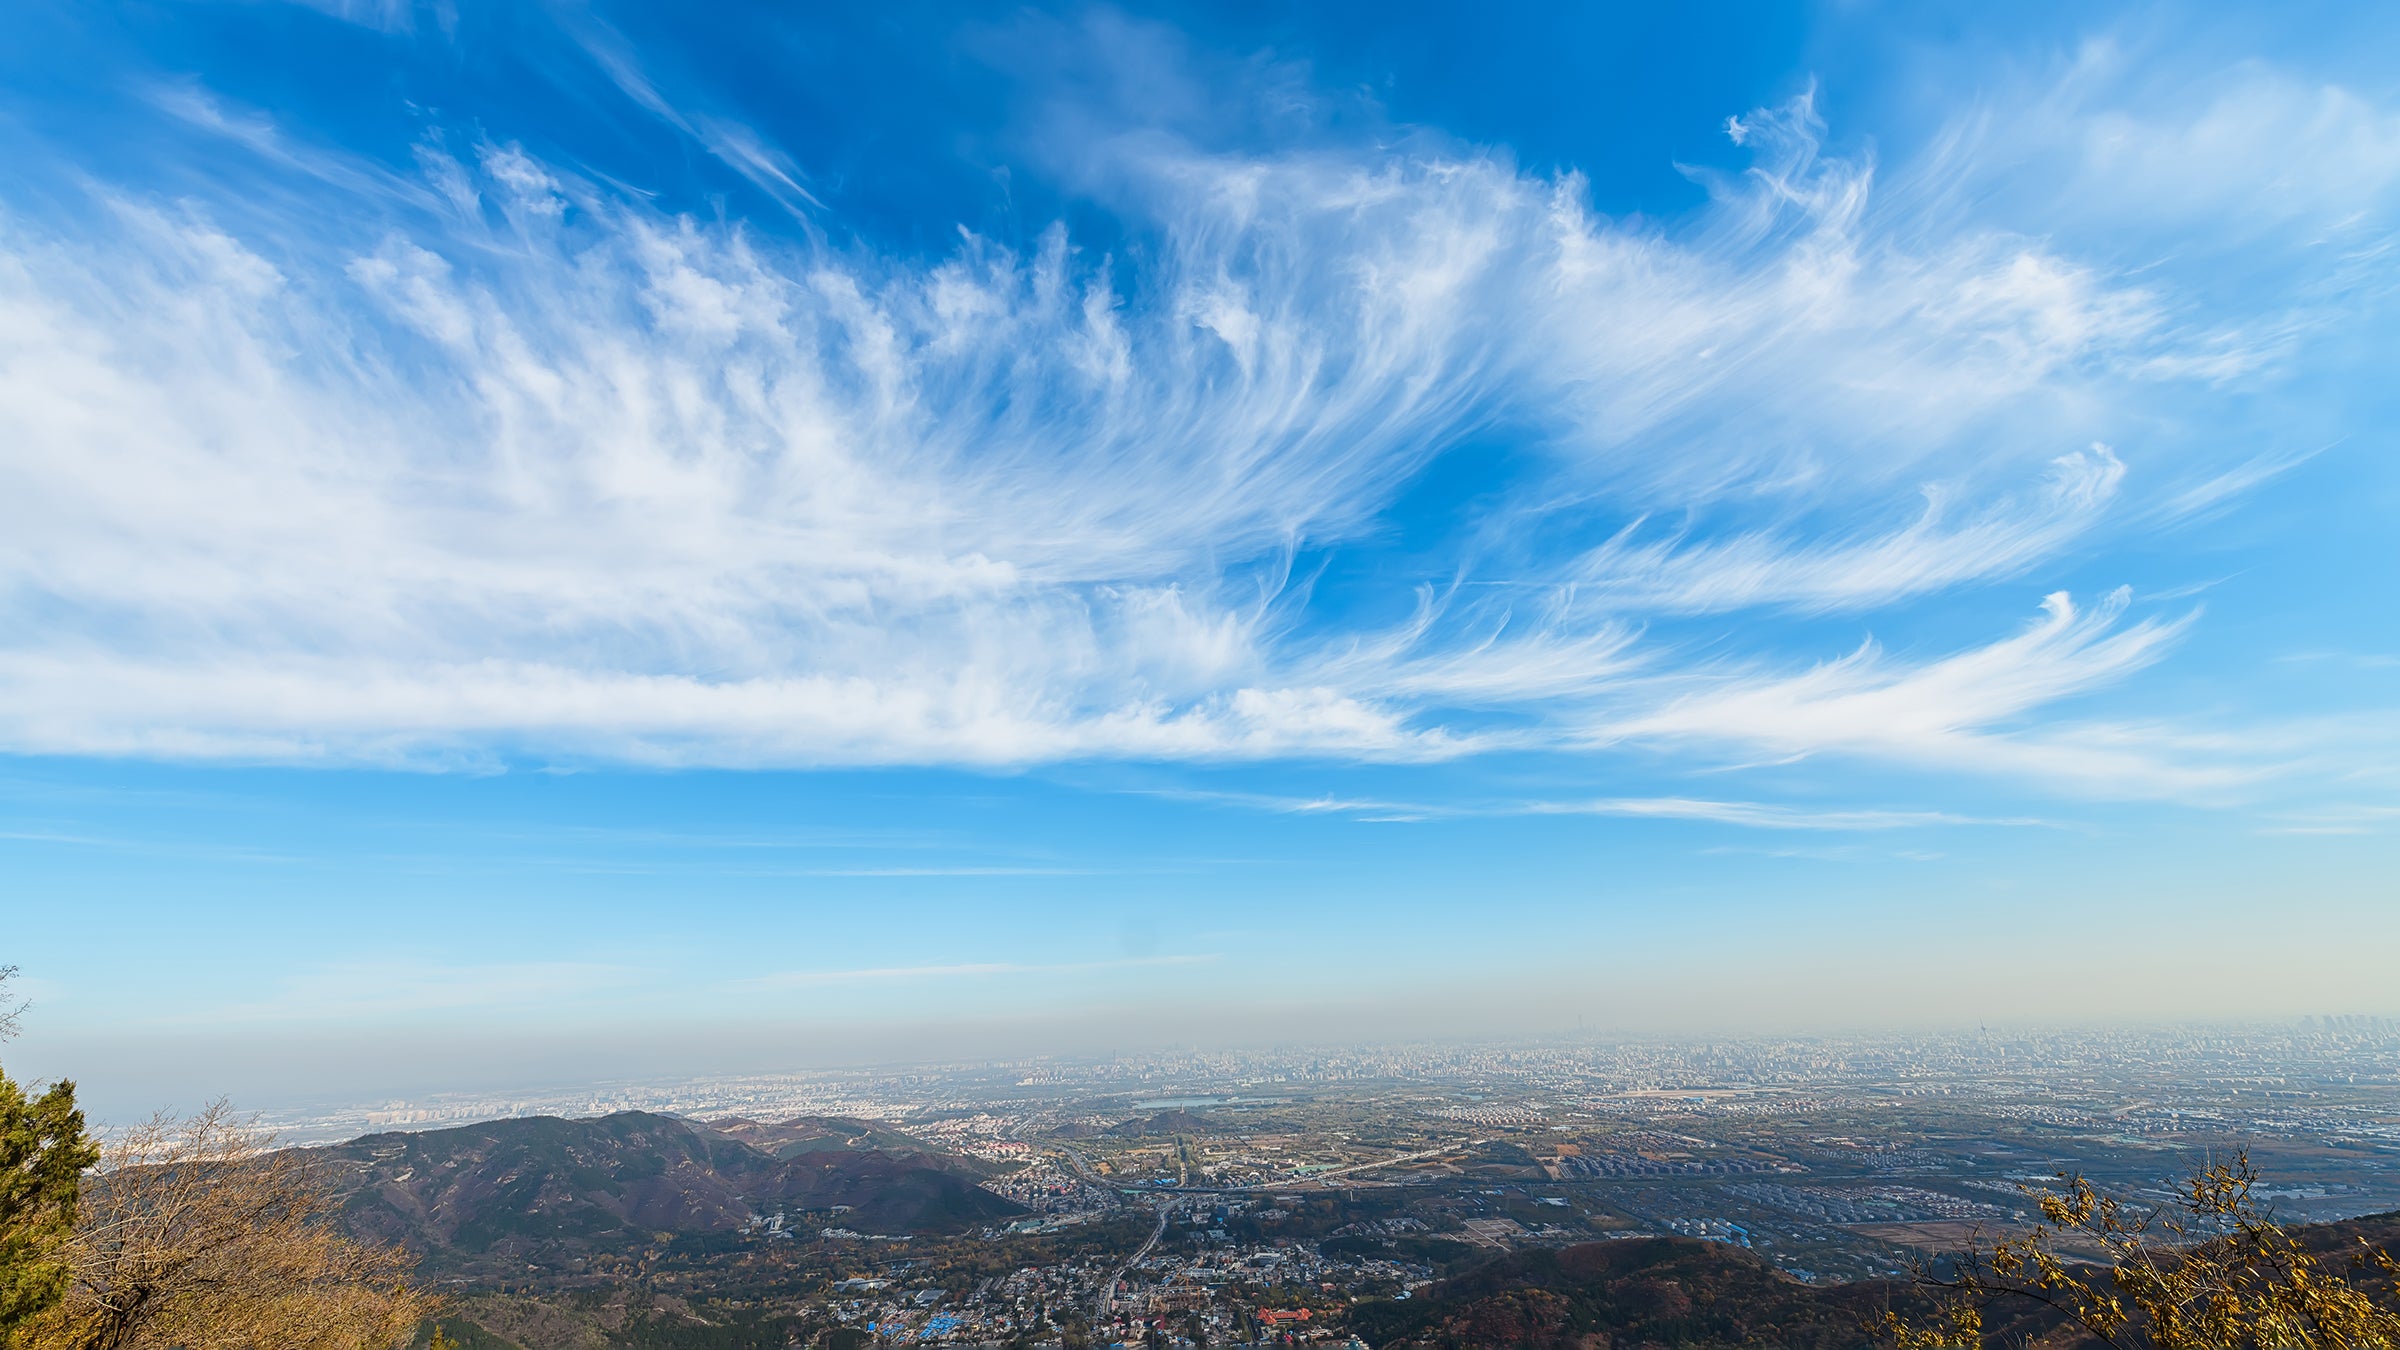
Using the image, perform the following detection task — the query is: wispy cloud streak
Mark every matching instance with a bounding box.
[0,42,2382,796]
[1150,787,2043,831]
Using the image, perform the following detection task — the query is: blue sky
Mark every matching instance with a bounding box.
[3,0,2398,1118]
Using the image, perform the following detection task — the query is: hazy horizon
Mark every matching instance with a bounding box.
[18,997,2399,1129]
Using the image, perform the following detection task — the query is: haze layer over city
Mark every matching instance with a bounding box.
[2,1,2398,1348]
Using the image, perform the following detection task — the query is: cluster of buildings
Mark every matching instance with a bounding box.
[1553,1151,1782,1178]
[265,1019,2400,1146]
[816,1200,1420,1347]
[1721,1181,2011,1225]
[977,1156,1116,1220]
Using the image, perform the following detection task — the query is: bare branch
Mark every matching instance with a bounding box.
[0,964,24,1041]
[1888,1150,2400,1350]
[24,1100,434,1350]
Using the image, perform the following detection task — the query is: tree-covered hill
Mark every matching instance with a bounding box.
[329,1110,1020,1275]
[1351,1209,2400,1349]
[710,1115,950,1163]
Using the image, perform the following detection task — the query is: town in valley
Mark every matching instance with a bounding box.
[271,1022,2400,1347]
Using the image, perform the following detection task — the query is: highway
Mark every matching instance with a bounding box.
[1132,1137,1485,1193]
[1294,1138,1483,1185]
[1072,1135,1480,1319]
[1099,1199,1170,1317]
[1051,1142,1122,1206]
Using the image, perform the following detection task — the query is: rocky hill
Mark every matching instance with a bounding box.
[329,1110,1020,1275]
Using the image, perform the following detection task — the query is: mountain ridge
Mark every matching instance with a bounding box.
[328,1109,1021,1276]
[1350,1209,2400,1348]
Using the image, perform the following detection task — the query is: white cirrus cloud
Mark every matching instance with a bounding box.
[1144,786,2044,831]
[1592,589,2215,791]
[0,52,2379,792]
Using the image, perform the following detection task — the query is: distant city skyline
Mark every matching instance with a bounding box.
[149,1019,2400,1145]
[3,0,2398,1120]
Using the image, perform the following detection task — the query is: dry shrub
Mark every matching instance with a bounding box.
[1890,1152,2400,1350]
[27,1101,431,1350]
